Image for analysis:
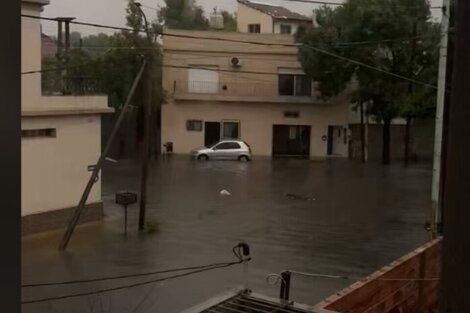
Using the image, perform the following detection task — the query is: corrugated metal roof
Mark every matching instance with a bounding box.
[237,0,311,21]
[179,288,316,313]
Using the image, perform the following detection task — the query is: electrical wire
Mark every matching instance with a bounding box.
[268,270,440,283]
[21,259,251,305]
[22,260,247,288]
[280,0,442,9]
[21,15,439,88]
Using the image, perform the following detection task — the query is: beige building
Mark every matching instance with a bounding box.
[161,29,351,159]
[237,0,312,34]
[21,0,113,235]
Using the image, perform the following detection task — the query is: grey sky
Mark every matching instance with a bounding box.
[41,0,443,37]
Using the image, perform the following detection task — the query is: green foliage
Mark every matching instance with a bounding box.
[144,221,160,234]
[296,0,440,163]
[158,0,209,30]
[221,11,237,32]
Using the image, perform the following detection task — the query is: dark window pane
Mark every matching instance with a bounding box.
[223,122,239,138]
[280,24,292,34]
[278,74,294,95]
[295,75,312,96]
[248,24,260,33]
[186,120,203,131]
[215,142,238,150]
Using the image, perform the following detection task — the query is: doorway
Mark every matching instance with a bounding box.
[272,125,311,157]
[327,125,346,156]
[204,122,220,147]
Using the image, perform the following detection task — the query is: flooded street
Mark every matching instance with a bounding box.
[22,157,432,313]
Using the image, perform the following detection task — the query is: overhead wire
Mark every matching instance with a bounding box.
[21,14,439,89]
[280,0,442,9]
[22,259,248,288]
[22,261,248,305]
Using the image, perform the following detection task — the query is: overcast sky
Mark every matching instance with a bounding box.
[41,0,443,36]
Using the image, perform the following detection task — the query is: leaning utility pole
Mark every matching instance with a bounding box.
[59,61,147,251]
[430,0,450,239]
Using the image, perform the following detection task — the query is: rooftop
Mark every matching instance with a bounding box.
[237,0,311,21]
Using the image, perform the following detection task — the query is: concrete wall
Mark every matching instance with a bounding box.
[237,2,273,33]
[315,239,441,313]
[22,115,102,216]
[349,119,435,162]
[162,101,349,157]
[162,30,352,158]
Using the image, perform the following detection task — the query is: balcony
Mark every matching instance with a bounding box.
[42,75,103,96]
[171,80,320,104]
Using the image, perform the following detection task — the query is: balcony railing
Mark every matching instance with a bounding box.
[174,80,314,98]
[42,75,103,96]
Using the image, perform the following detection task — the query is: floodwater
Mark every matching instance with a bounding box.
[22,156,432,313]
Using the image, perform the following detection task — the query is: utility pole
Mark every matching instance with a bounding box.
[59,61,147,250]
[56,17,75,93]
[134,2,153,231]
[430,0,450,239]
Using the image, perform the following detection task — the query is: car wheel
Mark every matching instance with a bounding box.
[238,155,249,162]
[198,154,209,161]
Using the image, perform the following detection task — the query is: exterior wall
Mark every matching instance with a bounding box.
[237,3,273,33]
[22,115,102,216]
[21,0,112,234]
[315,239,441,313]
[349,119,435,162]
[273,21,300,34]
[22,3,44,109]
[162,101,349,158]
[162,30,352,158]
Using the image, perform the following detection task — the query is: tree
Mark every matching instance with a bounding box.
[221,11,237,32]
[158,0,209,30]
[296,0,438,164]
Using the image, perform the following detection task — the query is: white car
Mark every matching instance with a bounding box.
[191,140,252,161]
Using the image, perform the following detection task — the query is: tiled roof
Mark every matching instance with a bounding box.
[238,0,311,21]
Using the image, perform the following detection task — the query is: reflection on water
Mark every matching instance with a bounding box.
[22,156,431,313]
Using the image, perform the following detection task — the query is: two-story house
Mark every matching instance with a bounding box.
[237,0,312,34]
[21,0,113,235]
[161,29,351,159]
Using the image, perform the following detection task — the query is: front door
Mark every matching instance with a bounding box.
[204,122,220,147]
[327,125,346,156]
[272,125,311,157]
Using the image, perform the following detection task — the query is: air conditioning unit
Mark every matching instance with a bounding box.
[230,57,242,67]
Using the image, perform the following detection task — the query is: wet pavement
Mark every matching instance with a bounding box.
[22,156,432,313]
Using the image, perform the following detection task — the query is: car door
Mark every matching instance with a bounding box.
[212,142,240,160]
[211,142,231,160]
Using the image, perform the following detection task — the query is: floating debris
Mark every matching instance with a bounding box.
[285,193,315,201]
[220,189,231,196]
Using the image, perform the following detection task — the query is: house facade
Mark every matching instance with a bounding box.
[237,0,312,34]
[21,0,113,235]
[161,30,351,159]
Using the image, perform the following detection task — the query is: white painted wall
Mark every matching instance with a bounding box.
[273,21,300,34]
[162,101,350,158]
[21,115,102,216]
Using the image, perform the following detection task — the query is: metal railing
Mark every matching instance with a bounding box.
[42,75,103,95]
[175,80,313,98]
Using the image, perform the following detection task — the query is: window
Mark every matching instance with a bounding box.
[280,24,292,34]
[222,121,239,139]
[278,74,312,96]
[22,128,56,138]
[186,120,202,131]
[188,67,219,93]
[215,142,241,150]
[248,24,261,33]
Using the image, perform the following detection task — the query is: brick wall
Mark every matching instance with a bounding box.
[315,239,441,313]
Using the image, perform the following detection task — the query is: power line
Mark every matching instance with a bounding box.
[21,15,438,88]
[22,259,250,305]
[280,0,442,9]
[22,260,246,287]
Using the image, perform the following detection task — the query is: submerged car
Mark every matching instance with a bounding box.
[191,140,252,161]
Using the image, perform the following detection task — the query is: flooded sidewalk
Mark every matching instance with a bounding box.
[22,157,432,313]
